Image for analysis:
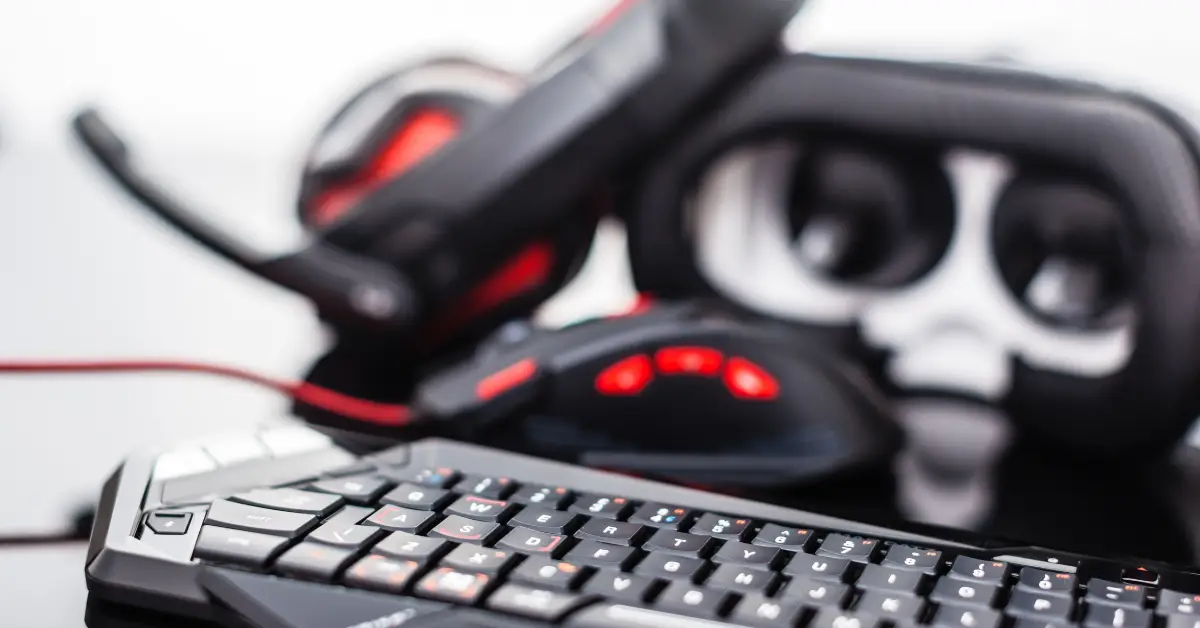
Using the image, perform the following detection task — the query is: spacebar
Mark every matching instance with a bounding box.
[566,604,752,627]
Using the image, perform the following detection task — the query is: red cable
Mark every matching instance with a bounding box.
[0,359,412,426]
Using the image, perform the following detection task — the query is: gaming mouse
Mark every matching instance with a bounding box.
[411,299,903,489]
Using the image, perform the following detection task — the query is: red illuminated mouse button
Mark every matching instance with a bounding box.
[723,358,780,401]
[655,347,723,376]
[595,355,653,396]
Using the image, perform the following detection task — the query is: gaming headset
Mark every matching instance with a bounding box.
[70,0,1200,463]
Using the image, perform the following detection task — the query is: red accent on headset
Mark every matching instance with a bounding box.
[595,354,653,396]
[722,357,780,401]
[655,347,724,376]
[310,108,460,225]
[476,358,538,401]
[426,242,556,340]
[588,0,640,35]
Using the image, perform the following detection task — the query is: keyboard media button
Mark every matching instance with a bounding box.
[712,541,780,569]
[380,483,454,511]
[629,503,692,530]
[1086,580,1146,608]
[1007,589,1075,622]
[509,506,580,534]
[486,584,593,621]
[642,529,714,557]
[933,605,1002,628]
[784,554,853,582]
[308,475,391,505]
[752,524,811,551]
[497,527,569,558]
[194,526,291,568]
[634,553,707,581]
[229,488,344,517]
[704,563,777,593]
[364,505,437,534]
[818,534,879,563]
[729,594,806,626]
[510,485,572,509]
[341,554,421,594]
[931,577,1000,608]
[570,494,633,520]
[690,513,752,541]
[949,557,1009,585]
[655,580,729,618]
[576,518,648,546]
[1158,591,1200,616]
[444,495,515,523]
[857,563,926,595]
[1019,568,1077,597]
[205,500,318,537]
[441,544,515,575]
[882,545,942,574]
[374,531,450,564]
[565,540,638,571]
[511,558,587,590]
[777,578,850,607]
[1084,606,1152,628]
[458,474,517,499]
[427,515,503,545]
[415,567,492,605]
[584,572,659,603]
[855,590,925,621]
[273,542,358,581]
[810,608,883,628]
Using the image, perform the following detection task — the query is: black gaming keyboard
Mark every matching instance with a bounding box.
[87,423,1200,628]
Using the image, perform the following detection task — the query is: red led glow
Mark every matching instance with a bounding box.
[655,347,724,376]
[595,354,653,396]
[722,357,780,401]
[476,358,538,400]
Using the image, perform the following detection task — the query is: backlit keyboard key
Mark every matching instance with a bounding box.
[817,534,879,562]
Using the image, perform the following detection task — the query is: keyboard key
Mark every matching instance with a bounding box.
[427,515,503,545]
[818,534,879,563]
[584,572,659,603]
[1121,567,1159,587]
[373,531,450,564]
[857,564,926,596]
[729,594,806,626]
[415,567,491,605]
[565,540,638,571]
[570,494,633,520]
[146,511,192,535]
[690,513,752,541]
[487,584,593,621]
[510,485,572,509]
[778,578,850,607]
[1167,617,1200,628]
[931,577,1000,608]
[497,527,569,557]
[1084,606,1152,628]
[629,503,692,530]
[511,558,588,591]
[1086,580,1146,608]
[319,504,374,528]
[568,603,750,627]
[230,488,343,517]
[389,467,459,488]
[1012,620,1074,628]
[364,505,437,534]
[380,483,453,511]
[712,541,780,569]
[308,475,391,505]
[643,530,714,557]
[441,544,515,575]
[444,495,515,523]
[1158,591,1200,616]
[634,553,707,582]
[855,590,925,621]
[704,563,778,593]
[576,519,648,546]
[784,554,853,582]
[752,524,812,551]
[509,506,581,534]
[458,474,517,499]
[307,519,386,549]
[205,500,318,537]
[1007,589,1075,622]
[949,557,1010,585]
[343,555,421,594]
[882,545,942,574]
[655,580,730,618]
[1019,568,1078,597]
[810,608,883,628]
[933,605,1002,628]
[273,542,357,581]
[193,526,291,568]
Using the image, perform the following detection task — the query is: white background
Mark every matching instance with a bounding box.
[1,0,1199,536]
